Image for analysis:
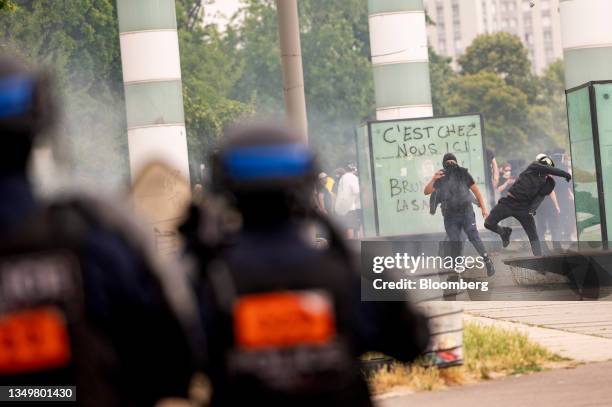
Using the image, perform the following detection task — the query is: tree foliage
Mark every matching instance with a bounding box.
[0,0,127,187]
[429,47,457,116]
[0,0,15,11]
[0,1,571,182]
[453,33,568,162]
[458,32,538,102]
[224,0,374,169]
[175,0,252,177]
[448,72,529,155]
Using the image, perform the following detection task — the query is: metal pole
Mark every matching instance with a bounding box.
[276,0,308,141]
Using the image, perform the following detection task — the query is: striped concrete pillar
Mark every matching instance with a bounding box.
[368,0,433,120]
[560,0,612,89]
[116,0,190,180]
[368,1,454,364]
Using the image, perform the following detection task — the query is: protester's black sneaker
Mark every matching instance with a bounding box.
[484,257,495,277]
[501,227,512,248]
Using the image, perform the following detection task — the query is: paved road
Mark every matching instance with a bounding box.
[377,361,612,407]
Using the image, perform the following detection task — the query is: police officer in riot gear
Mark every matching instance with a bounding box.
[0,56,198,405]
[185,124,429,407]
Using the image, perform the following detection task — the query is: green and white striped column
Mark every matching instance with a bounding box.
[367,0,433,120]
[116,0,190,179]
[560,0,612,89]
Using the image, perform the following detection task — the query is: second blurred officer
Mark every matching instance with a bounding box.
[184,124,430,407]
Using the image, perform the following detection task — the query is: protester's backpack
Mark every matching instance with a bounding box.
[437,167,474,215]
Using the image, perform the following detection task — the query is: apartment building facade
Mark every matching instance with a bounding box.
[426,0,563,73]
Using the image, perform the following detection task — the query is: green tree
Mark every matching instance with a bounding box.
[0,0,128,187]
[458,32,538,102]
[429,47,457,116]
[540,60,569,148]
[225,0,374,169]
[176,0,253,178]
[447,71,530,160]
[0,0,255,185]
[0,0,15,11]
[523,60,569,153]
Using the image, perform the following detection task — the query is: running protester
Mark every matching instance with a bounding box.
[424,153,495,276]
[484,154,572,256]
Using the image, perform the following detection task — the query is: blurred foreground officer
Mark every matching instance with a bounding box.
[0,57,198,405]
[185,124,429,407]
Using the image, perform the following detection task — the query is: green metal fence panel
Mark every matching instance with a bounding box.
[567,85,602,241]
[594,83,612,239]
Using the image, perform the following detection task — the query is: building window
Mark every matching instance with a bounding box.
[541,9,551,27]
[439,39,447,53]
[452,4,460,20]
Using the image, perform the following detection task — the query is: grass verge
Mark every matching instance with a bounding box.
[369,321,567,395]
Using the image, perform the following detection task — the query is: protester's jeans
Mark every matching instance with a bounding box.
[444,210,488,258]
[485,200,542,256]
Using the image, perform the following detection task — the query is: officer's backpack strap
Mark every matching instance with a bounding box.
[206,259,238,315]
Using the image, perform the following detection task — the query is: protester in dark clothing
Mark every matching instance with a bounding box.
[425,153,495,276]
[485,154,572,256]
[186,124,429,407]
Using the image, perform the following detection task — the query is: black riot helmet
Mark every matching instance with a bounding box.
[211,123,318,227]
[0,55,55,173]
